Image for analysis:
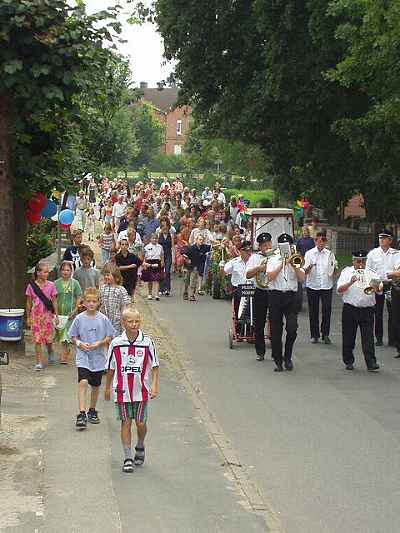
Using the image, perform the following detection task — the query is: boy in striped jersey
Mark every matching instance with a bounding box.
[105,306,159,473]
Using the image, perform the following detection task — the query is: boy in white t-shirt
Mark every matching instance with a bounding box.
[105,306,159,473]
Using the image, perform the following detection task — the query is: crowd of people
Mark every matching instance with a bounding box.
[24,175,400,471]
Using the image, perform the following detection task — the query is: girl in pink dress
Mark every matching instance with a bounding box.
[25,262,59,370]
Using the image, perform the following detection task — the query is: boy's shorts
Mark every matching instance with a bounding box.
[115,401,148,423]
[77,367,104,387]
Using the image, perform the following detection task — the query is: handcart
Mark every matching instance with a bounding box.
[228,283,256,349]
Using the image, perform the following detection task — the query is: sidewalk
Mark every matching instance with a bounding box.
[0,311,268,533]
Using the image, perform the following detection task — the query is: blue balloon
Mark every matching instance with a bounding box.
[41,200,58,218]
[59,209,74,225]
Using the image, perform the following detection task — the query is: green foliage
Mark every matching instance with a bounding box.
[26,220,55,268]
[148,153,189,173]
[131,101,165,167]
[224,189,274,207]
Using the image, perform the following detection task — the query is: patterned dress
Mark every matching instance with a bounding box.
[99,284,131,336]
[25,281,57,344]
[54,278,82,343]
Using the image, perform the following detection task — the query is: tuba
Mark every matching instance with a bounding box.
[255,249,279,289]
[355,269,380,295]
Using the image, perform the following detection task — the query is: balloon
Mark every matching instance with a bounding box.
[26,209,41,225]
[60,224,71,231]
[28,192,47,211]
[41,200,58,218]
[59,209,74,225]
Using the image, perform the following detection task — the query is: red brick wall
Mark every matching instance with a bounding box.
[165,105,192,155]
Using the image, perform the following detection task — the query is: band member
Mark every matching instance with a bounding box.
[337,250,381,371]
[223,241,252,320]
[386,259,400,358]
[266,233,305,372]
[366,230,399,346]
[246,233,273,361]
[304,232,336,344]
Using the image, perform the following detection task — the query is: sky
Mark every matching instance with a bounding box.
[81,0,174,87]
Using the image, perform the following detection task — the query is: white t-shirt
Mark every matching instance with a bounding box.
[304,247,336,290]
[107,330,159,402]
[144,243,163,261]
[189,228,213,245]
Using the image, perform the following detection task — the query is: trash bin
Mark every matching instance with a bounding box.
[0,309,25,341]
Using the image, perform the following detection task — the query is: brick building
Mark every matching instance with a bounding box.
[138,83,192,156]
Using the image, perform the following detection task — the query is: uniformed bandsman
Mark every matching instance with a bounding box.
[337,250,381,372]
[266,233,305,372]
[386,256,400,359]
[223,241,252,321]
[366,230,399,346]
[304,231,336,344]
[246,232,273,361]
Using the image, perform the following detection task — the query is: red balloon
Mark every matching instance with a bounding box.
[26,209,41,225]
[60,224,71,231]
[28,192,47,211]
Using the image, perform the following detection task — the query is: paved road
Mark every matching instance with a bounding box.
[150,281,400,533]
[0,332,266,533]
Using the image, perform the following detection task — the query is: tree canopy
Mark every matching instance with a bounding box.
[152,0,399,220]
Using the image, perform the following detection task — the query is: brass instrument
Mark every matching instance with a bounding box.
[355,269,380,295]
[255,249,279,289]
[278,243,305,269]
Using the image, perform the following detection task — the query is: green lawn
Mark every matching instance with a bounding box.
[224,188,274,207]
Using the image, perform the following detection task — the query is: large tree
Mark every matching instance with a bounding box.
[0,0,121,306]
[151,0,370,215]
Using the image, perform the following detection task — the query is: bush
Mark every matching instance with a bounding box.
[27,219,55,268]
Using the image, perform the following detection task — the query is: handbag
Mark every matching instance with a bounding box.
[29,281,55,313]
[55,315,69,330]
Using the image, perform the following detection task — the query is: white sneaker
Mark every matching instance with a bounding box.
[147,295,153,300]
[34,363,43,371]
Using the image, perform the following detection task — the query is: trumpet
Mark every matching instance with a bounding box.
[278,243,305,269]
[355,269,380,295]
[255,248,280,289]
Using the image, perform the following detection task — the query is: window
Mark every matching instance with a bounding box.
[176,119,183,135]
[174,144,182,156]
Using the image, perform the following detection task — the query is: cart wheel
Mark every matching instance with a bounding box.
[228,330,234,350]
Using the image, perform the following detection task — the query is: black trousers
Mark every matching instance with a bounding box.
[391,289,400,350]
[269,291,298,366]
[342,304,377,368]
[254,288,269,356]
[307,288,333,339]
[374,292,393,344]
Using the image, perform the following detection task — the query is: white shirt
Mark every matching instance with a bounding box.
[366,247,400,281]
[217,191,226,205]
[117,230,142,245]
[337,266,378,307]
[112,202,127,219]
[304,247,335,290]
[144,243,163,261]
[224,257,248,287]
[266,255,301,292]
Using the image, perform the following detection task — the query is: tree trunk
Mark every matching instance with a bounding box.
[0,93,17,308]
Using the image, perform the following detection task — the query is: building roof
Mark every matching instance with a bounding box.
[141,87,179,113]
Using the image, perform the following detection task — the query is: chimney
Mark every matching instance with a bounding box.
[140,82,148,89]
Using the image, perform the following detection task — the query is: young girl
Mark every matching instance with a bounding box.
[25,261,59,370]
[102,199,113,225]
[141,233,164,301]
[98,222,116,266]
[85,207,96,241]
[99,266,131,336]
[54,261,82,364]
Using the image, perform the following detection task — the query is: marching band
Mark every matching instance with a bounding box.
[237,230,400,373]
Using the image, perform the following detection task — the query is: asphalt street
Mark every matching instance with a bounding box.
[150,282,400,533]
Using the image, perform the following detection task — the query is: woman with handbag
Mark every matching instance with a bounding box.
[25,262,59,370]
[54,261,82,364]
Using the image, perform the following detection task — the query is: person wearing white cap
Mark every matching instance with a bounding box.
[366,230,399,346]
[337,250,381,371]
